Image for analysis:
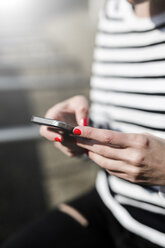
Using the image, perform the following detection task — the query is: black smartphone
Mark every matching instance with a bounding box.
[31,116,75,134]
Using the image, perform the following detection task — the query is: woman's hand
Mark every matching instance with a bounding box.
[40,95,88,157]
[73,126,165,185]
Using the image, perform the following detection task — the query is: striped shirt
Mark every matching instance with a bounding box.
[89,0,165,246]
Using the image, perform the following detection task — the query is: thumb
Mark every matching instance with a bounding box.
[75,97,89,126]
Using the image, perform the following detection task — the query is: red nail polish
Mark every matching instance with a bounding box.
[73,128,81,135]
[54,137,62,142]
[82,118,87,126]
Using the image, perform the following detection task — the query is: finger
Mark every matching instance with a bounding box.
[106,169,128,181]
[54,142,75,157]
[73,97,89,126]
[88,151,128,173]
[40,125,62,142]
[76,139,132,161]
[54,142,85,157]
[73,126,140,148]
[44,103,64,119]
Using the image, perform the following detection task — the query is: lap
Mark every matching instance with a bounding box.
[1,187,161,248]
[1,188,110,248]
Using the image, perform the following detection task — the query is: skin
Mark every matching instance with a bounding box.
[75,126,165,186]
[41,94,165,186]
[40,95,88,157]
[128,0,165,18]
[41,0,165,186]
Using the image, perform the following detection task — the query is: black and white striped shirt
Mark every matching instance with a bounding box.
[89,0,165,246]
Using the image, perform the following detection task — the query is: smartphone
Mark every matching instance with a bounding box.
[31,116,75,134]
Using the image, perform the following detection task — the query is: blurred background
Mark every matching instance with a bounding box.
[0,0,104,244]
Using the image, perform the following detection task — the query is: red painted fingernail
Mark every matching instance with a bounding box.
[80,118,87,126]
[54,137,62,142]
[73,128,81,135]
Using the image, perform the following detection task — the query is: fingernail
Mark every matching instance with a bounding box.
[54,137,62,142]
[73,128,81,135]
[80,118,87,126]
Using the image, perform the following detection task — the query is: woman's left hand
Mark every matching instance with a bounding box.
[73,126,165,185]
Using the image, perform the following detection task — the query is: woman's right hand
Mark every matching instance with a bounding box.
[40,95,89,157]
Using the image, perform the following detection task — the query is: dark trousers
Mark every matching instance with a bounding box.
[1,188,161,248]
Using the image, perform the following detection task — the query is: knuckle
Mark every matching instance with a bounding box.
[84,128,93,138]
[67,152,74,158]
[45,108,53,118]
[131,151,145,166]
[129,168,141,183]
[103,132,114,144]
[129,177,136,183]
[78,106,88,114]
[135,134,149,148]
[45,106,61,119]
[129,165,146,183]
[74,95,86,101]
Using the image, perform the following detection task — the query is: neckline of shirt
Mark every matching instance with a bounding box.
[107,0,165,30]
[123,0,165,28]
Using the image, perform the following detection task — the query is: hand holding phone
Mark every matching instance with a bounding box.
[38,95,89,157]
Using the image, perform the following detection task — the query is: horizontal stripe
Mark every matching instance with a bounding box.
[109,176,165,208]
[94,58,165,64]
[115,195,165,215]
[90,77,165,93]
[90,90,165,111]
[96,30,165,48]
[96,171,165,247]
[114,120,165,132]
[91,100,165,114]
[92,61,165,77]
[94,44,165,62]
[90,104,165,128]
[90,111,165,136]
[98,22,165,35]
[96,40,165,49]
[91,87,165,96]
[93,73,165,79]
[90,114,165,139]
[109,121,165,139]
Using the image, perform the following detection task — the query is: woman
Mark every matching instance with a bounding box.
[2,0,165,247]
